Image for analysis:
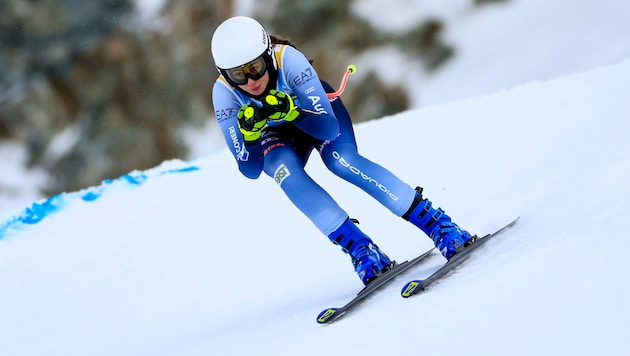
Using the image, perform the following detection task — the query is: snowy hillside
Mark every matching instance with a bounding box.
[3,0,630,212]
[1,59,629,355]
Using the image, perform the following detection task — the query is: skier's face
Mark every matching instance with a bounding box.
[239,71,269,96]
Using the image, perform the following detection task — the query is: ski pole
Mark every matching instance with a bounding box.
[326,64,357,99]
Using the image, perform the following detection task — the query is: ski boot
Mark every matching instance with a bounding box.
[403,187,475,260]
[328,218,393,285]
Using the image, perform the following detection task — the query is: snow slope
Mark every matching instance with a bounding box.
[1,59,629,355]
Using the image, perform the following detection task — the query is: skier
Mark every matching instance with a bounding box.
[211,16,474,285]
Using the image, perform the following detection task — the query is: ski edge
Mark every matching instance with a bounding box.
[316,248,435,324]
[400,217,520,298]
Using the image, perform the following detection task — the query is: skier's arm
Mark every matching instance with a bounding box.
[280,47,340,140]
[212,81,264,179]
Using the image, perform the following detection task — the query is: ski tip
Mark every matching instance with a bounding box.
[316,307,339,324]
[401,280,423,298]
[497,216,520,233]
[509,216,520,226]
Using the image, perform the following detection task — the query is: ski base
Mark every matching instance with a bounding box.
[401,217,520,298]
[316,248,434,324]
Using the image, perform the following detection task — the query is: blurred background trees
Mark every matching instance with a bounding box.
[0,0,506,196]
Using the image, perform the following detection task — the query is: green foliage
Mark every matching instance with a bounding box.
[398,19,455,71]
[0,0,509,196]
[0,0,220,194]
[346,72,409,122]
[259,0,455,122]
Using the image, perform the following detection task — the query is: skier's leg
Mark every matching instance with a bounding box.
[262,143,347,236]
[320,81,473,260]
[320,81,416,217]
[401,187,474,259]
[263,142,391,285]
[327,217,393,285]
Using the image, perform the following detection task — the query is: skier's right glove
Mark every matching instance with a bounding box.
[262,90,300,122]
[237,103,268,141]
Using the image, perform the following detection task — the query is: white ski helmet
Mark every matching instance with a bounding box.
[211,16,276,74]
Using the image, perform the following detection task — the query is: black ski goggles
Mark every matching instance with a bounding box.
[222,55,268,86]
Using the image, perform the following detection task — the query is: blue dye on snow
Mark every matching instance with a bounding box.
[0,164,199,239]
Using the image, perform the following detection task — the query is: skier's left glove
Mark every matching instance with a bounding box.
[237,103,267,141]
[262,90,300,122]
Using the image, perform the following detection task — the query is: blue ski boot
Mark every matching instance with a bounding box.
[403,187,475,260]
[328,218,393,285]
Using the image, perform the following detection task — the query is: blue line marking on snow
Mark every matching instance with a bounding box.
[0,162,200,240]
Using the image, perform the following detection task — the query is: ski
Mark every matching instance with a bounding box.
[401,217,520,298]
[316,248,435,324]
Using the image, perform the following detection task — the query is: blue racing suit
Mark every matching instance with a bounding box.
[212,44,416,235]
